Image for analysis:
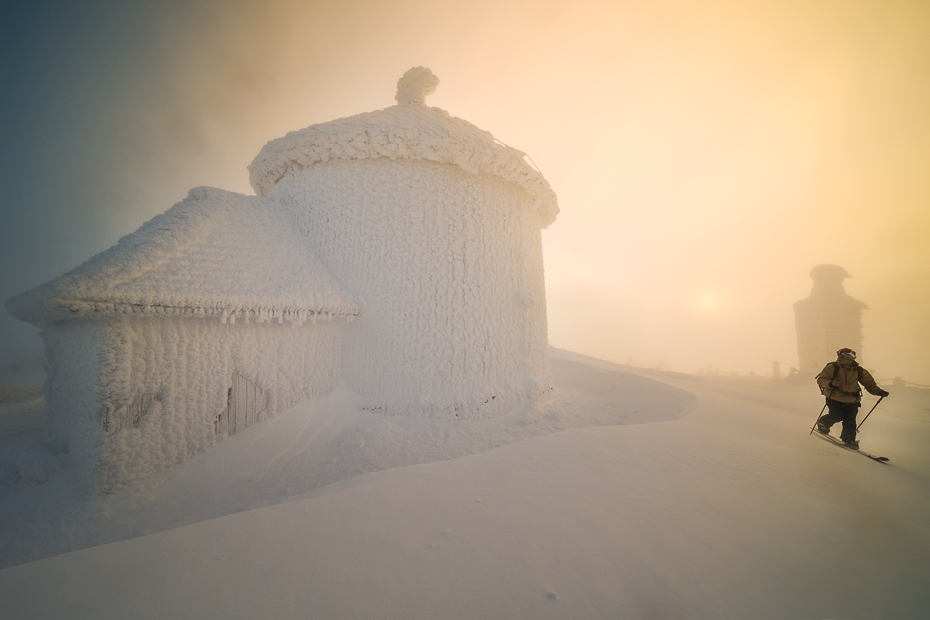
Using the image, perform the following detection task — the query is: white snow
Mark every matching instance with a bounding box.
[6,186,362,325]
[272,157,551,418]
[248,68,558,227]
[1,66,926,617]
[1,348,928,619]
[5,67,559,488]
[6,187,362,489]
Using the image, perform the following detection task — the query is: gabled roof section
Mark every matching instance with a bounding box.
[7,187,363,326]
[248,67,559,228]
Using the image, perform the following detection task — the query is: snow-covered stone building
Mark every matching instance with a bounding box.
[6,67,559,489]
[8,188,362,489]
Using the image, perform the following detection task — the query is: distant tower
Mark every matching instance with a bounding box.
[793,264,867,374]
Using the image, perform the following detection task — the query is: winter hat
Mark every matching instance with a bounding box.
[837,348,857,360]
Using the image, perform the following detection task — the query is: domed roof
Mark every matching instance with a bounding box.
[248,67,559,227]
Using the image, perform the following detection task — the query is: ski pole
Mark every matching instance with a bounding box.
[809,402,828,435]
[856,395,884,433]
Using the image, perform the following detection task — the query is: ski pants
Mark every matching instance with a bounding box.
[820,398,860,443]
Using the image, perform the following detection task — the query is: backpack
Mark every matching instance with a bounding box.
[818,362,863,397]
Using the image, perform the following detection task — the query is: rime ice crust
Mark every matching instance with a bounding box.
[272,158,551,419]
[7,187,362,326]
[394,66,439,105]
[248,68,558,228]
[42,316,346,490]
[7,67,558,488]
[249,67,557,419]
[7,188,357,489]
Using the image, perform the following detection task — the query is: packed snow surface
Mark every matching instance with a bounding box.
[1,348,929,619]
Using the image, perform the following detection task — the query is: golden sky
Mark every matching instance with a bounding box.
[3,0,929,383]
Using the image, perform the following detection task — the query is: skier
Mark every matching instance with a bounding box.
[815,348,889,449]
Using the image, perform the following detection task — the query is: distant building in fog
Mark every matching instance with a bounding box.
[793,264,867,375]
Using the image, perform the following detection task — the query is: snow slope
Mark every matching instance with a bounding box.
[0,350,692,567]
[1,349,929,619]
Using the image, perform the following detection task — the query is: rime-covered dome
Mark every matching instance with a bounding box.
[248,67,559,227]
[7,187,362,326]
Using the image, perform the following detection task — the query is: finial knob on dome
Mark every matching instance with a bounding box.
[395,67,439,105]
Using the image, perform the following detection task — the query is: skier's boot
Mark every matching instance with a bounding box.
[843,439,859,450]
[815,422,830,435]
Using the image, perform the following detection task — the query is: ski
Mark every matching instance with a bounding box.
[814,430,889,462]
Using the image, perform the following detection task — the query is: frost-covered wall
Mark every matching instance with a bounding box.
[9,187,361,490]
[272,158,550,418]
[41,321,108,457]
[41,315,346,490]
[7,66,559,489]
[252,66,558,419]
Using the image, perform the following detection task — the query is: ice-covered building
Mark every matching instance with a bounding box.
[7,188,362,489]
[6,67,559,489]
[251,67,558,417]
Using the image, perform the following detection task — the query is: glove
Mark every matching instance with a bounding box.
[879,389,890,398]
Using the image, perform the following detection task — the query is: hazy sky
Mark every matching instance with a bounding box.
[2,0,929,384]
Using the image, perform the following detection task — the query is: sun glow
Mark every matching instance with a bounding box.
[3,0,930,382]
[694,292,722,314]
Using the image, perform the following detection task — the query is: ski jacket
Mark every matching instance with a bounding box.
[816,360,883,403]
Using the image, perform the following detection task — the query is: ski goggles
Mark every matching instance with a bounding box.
[837,348,857,360]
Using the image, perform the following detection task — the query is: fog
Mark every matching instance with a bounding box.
[2,0,928,383]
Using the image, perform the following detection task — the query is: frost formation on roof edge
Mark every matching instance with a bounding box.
[248,67,559,228]
[7,187,362,326]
